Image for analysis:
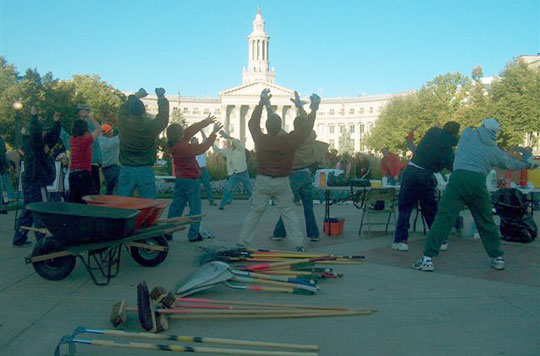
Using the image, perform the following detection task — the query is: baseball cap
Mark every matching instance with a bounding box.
[101,123,112,134]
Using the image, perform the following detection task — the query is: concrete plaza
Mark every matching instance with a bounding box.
[0,198,539,356]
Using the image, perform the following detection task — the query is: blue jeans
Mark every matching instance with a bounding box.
[167,178,201,240]
[273,170,319,238]
[199,167,214,203]
[1,172,17,200]
[103,164,120,195]
[116,166,157,199]
[219,171,252,208]
[394,167,438,243]
[13,182,48,245]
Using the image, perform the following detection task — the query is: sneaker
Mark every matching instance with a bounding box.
[218,206,224,210]
[392,242,409,251]
[270,236,284,241]
[491,256,505,270]
[440,242,448,251]
[296,246,305,252]
[412,256,434,272]
[189,234,204,243]
[13,241,32,247]
[309,236,320,242]
[209,201,217,206]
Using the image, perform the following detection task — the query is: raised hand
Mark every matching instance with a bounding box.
[259,88,272,106]
[135,88,148,98]
[203,114,217,126]
[290,91,307,108]
[155,88,166,98]
[212,122,224,135]
[309,93,321,111]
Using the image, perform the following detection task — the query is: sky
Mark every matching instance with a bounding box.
[1,0,539,98]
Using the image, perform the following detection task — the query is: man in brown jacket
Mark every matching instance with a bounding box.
[237,89,320,251]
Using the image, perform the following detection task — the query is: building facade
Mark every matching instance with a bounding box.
[140,8,403,152]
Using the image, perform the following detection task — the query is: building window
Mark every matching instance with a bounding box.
[215,108,221,114]
[329,109,335,115]
[339,125,345,134]
[193,108,200,114]
[349,108,355,115]
[349,125,355,133]
[204,108,209,114]
[317,124,324,134]
[329,125,335,134]
[359,108,364,114]
[360,124,364,133]
[329,139,335,149]
[183,107,188,113]
[369,107,373,114]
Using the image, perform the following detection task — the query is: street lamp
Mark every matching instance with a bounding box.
[12,100,23,149]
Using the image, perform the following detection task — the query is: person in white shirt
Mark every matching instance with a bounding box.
[98,123,120,195]
[190,136,216,205]
[212,131,252,210]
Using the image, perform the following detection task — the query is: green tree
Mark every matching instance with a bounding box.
[489,60,540,149]
[72,74,125,124]
[170,109,187,127]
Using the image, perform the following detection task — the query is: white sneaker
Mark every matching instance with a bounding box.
[440,242,448,251]
[392,242,409,251]
[412,256,434,271]
[491,256,505,270]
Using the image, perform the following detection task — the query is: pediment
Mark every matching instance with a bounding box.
[220,81,294,98]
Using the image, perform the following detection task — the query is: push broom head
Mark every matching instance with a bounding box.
[110,300,127,328]
[197,246,246,265]
[150,286,168,302]
[137,281,157,332]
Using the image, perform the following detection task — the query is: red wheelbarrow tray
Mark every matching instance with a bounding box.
[26,202,140,245]
[82,195,160,229]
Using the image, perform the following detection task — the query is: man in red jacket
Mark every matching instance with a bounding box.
[381,147,402,185]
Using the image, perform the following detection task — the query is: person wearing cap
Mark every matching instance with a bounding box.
[236,89,320,252]
[413,118,537,272]
[392,121,460,252]
[98,123,120,195]
[77,104,103,193]
[116,88,169,198]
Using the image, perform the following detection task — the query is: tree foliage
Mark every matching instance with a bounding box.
[0,57,125,147]
[366,60,540,152]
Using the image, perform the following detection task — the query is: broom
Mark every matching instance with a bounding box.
[71,326,320,351]
[54,335,319,356]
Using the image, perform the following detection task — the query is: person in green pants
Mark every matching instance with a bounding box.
[413,118,537,272]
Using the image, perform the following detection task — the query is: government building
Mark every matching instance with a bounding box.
[138,8,406,151]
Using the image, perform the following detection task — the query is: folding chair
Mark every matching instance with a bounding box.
[358,187,397,237]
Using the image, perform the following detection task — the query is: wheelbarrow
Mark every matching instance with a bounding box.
[23,202,197,286]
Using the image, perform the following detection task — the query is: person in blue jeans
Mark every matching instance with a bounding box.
[116,88,169,198]
[212,132,252,210]
[273,91,328,241]
[167,116,222,241]
[191,136,216,205]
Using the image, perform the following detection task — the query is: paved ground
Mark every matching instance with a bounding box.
[0,199,539,356]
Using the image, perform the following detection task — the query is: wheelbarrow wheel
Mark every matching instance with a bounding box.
[32,238,76,281]
[130,236,168,267]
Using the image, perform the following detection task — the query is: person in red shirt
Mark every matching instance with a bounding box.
[381,147,402,185]
[166,115,223,242]
[68,115,101,203]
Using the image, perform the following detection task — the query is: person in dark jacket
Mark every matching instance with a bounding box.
[392,121,460,251]
[116,88,169,198]
[13,106,60,247]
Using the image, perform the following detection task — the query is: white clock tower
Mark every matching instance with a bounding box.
[242,6,275,84]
